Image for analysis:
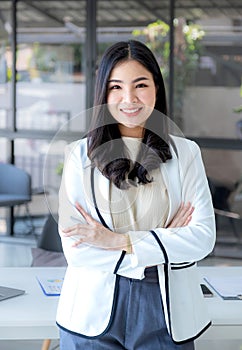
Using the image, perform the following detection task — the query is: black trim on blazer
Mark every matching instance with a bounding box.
[171,262,196,270]
[173,321,212,344]
[150,230,168,264]
[149,230,211,343]
[163,261,173,338]
[90,167,126,274]
[171,262,189,265]
[113,250,126,274]
[56,275,121,339]
[91,167,110,229]
[150,230,172,336]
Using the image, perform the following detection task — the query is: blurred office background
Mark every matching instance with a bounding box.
[0,0,242,247]
[0,1,242,348]
[0,0,242,256]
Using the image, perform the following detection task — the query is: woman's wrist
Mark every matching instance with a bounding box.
[123,233,133,254]
[114,233,132,253]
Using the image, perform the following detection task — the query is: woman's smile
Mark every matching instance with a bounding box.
[120,105,143,117]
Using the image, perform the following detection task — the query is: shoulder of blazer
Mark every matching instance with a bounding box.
[66,138,89,168]
[169,135,201,163]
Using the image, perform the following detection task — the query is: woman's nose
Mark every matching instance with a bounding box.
[122,87,138,103]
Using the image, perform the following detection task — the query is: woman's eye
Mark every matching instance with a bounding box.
[109,85,121,90]
[136,83,147,88]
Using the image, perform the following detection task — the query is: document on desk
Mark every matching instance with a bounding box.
[204,276,242,300]
[36,274,64,296]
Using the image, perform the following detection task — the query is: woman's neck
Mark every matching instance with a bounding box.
[118,124,144,138]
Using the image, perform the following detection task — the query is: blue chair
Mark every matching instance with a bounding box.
[0,163,32,235]
[31,213,66,267]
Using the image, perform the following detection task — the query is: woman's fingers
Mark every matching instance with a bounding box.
[167,202,194,228]
[179,202,194,225]
[63,223,86,235]
[75,202,94,225]
[62,223,90,247]
[62,203,103,246]
[62,203,122,249]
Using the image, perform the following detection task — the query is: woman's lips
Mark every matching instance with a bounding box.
[120,107,143,117]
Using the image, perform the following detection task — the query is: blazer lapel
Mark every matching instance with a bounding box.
[162,148,182,226]
[84,165,114,230]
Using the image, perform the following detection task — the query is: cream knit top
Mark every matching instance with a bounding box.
[109,137,169,233]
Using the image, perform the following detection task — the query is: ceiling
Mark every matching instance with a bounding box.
[0,0,242,43]
[0,0,241,27]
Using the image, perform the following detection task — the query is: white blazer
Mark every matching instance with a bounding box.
[56,135,216,343]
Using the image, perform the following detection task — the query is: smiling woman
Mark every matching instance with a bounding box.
[56,40,216,350]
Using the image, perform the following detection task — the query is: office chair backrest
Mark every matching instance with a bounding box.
[37,214,63,252]
[207,177,232,211]
[0,163,31,199]
[31,213,66,267]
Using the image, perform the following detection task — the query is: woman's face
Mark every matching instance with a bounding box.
[107,59,156,137]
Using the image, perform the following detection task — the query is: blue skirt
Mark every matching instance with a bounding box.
[59,266,194,350]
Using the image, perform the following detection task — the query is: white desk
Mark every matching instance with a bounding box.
[0,267,65,340]
[197,266,242,342]
[0,266,242,343]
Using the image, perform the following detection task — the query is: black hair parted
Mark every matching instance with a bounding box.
[87,40,172,189]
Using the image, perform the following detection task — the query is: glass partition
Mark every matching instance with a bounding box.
[174,4,242,249]
[16,1,86,132]
[14,0,87,224]
[0,137,10,235]
[16,42,86,131]
[202,147,242,246]
[174,4,242,139]
[0,1,12,235]
[0,0,12,131]
[14,137,67,220]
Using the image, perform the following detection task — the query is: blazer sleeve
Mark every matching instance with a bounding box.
[125,140,216,271]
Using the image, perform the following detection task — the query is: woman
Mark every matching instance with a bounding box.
[56,40,216,350]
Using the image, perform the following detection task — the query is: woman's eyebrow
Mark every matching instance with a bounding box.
[108,79,122,83]
[132,77,149,83]
[108,77,149,84]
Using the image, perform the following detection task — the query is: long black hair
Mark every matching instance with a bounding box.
[87,40,172,189]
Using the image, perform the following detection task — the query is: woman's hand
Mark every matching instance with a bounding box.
[63,202,131,251]
[167,202,194,228]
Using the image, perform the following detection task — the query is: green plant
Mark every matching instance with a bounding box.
[233,105,242,114]
[56,162,64,176]
[32,43,56,73]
